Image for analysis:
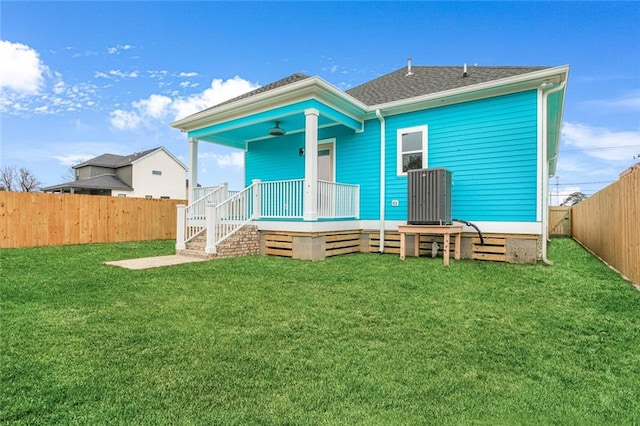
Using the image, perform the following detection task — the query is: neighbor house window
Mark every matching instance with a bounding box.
[397,125,428,175]
[152,170,162,175]
[145,195,153,199]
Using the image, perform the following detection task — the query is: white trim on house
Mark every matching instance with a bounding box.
[396,125,428,176]
[369,65,570,118]
[255,219,542,235]
[171,76,369,132]
[536,88,544,222]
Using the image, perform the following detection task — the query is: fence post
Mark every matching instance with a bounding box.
[252,179,261,219]
[176,204,186,250]
[205,203,217,254]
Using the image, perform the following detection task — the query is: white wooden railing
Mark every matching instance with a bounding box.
[180,183,228,244]
[205,180,260,254]
[318,180,360,219]
[259,179,304,218]
[176,179,360,253]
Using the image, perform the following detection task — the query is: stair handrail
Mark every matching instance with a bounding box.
[205,179,260,254]
[183,183,227,244]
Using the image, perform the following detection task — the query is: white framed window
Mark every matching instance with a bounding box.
[152,170,162,175]
[397,125,428,176]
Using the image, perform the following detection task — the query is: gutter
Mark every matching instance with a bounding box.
[540,81,566,265]
[376,109,386,253]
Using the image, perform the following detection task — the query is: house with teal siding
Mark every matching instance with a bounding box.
[171,62,568,263]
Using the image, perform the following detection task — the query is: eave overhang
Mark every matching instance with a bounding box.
[171,77,368,134]
[367,65,570,118]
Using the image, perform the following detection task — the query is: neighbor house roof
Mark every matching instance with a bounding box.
[73,147,162,169]
[345,66,550,106]
[42,174,133,192]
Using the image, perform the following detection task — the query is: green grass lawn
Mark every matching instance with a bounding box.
[1,239,639,425]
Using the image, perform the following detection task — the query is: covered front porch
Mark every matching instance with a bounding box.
[172,77,369,257]
[175,178,360,257]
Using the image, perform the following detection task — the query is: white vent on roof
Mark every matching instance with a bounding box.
[406,57,413,76]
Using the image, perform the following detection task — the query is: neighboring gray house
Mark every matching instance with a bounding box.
[43,146,187,199]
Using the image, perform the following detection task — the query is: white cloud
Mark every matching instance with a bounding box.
[108,69,139,79]
[171,76,259,120]
[109,76,259,130]
[107,44,133,55]
[562,122,640,162]
[133,94,172,119]
[0,40,47,94]
[201,152,244,169]
[179,72,198,78]
[581,90,640,111]
[110,109,142,130]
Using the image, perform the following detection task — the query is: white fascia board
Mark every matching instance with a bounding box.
[255,219,542,235]
[170,77,368,132]
[367,65,570,117]
[379,220,543,235]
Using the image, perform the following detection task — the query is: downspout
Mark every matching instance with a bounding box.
[540,81,566,265]
[376,109,386,253]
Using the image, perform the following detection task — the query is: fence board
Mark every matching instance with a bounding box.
[572,170,639,285]
[0,192,184,248]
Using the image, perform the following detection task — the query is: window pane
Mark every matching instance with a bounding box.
[402,153,423,172]
[402,131,422,152]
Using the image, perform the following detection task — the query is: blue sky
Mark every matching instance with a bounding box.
[1,1,639,204]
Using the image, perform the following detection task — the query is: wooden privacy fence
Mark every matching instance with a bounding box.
[571,169,639,285]
[0,192,185,249]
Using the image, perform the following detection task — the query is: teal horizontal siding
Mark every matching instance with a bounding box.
[336,119,380,220]
[385,90,539,222]
[246,134,305,183]
[244,90,539,223]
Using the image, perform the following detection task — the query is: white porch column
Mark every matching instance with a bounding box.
[303,108,319,221]
[188,138,198,204]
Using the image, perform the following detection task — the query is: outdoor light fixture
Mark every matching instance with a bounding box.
[269,121,285,137]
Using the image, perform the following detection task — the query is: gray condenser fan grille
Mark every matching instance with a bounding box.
[407,168,452,225]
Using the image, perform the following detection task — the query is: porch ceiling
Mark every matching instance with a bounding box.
[187,99,364,149]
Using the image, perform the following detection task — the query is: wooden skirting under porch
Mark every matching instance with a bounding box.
[259,230,540,263]
[369,231,539,263]
[261,230,364,260]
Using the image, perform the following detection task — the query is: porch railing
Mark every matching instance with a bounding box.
[259,179,304,218]
[318,180,360,219]
[182,183,228,243]
[205,180,260,254]
[176,179,360,253]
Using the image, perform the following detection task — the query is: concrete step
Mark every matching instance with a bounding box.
[177,249,214,259]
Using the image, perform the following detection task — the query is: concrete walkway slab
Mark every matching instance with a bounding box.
[104,255,208,270]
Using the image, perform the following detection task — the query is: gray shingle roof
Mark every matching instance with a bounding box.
[178,65,551,121]
[202,73,311,112]
[73,147,161,169]
[42,174,132,192]
[346,66,550,105]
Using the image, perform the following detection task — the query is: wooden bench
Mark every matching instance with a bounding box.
[398,225,463,266]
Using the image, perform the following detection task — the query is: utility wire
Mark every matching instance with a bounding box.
[562,144,640,153]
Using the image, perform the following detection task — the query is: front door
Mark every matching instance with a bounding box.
[317,141,334,216]
[317,142,334,182]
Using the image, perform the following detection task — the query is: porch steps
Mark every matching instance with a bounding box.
[177,225,261,259]
[178,235,212,259]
